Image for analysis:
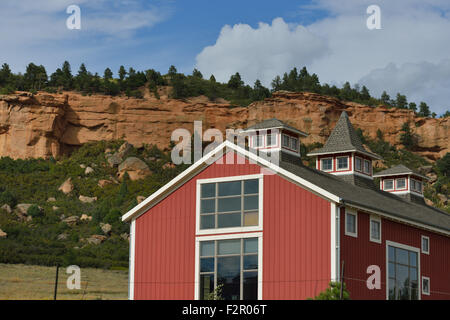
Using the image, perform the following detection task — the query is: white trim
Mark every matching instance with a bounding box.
[421,276,430,296]
[363,159,372,175]
[421,235,430,255]
[196,174,264,236]
[308,149,382,160]
[385,240,421,300]
[354,156,363,172]
[194,232,263,300]
[344,208,358,238]
[336,156,349,171]
[122,140,341,222]
[128,219,136,300]
[330,203,340,281]
[321,157,333,172]
[369,215,382,244]
[396,178,407,190]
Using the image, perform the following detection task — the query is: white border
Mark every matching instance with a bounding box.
[196,174,264,235]
[194,232,263,300]
[128,219,136,300]
[384,179,394,191]
[330,203,340,281]
[344,208,358,238]
[421,235,430,255]
[421,276,430,296]
[395,177,407,190]
[369,215,382,244]
[385,240,421,300]
[336,156,349,171]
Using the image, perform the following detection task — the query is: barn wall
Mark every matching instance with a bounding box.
[340,207,450,300]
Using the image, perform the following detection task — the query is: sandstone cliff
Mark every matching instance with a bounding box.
[0,90,448,161]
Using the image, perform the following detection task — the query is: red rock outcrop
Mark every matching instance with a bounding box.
[0,90,447,161]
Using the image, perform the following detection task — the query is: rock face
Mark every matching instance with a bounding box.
[117,157,151,180]
[1,204,12,213]
[0,91,448,161]
[63,215,79,226]
[86,235,107,245]
[100,223,112,235]
[79,195,97,203]
[0,229,7,238]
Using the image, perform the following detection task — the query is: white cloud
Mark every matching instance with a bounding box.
[195,18,329,86]
[195,0,450,113]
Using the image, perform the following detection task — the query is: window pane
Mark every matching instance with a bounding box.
[200,241,215,256]
[388,246,395,262]
[244,179,258,194]
[218,197,241,212]
[422,238,429,252]
[396,248,409,265]
[371,220,380,239]
[267,134,276,146]
[201,199,215,214]
[255,135,263,147]
[201,183,215,198]
[410,267,417,281]
[282,135,290,147]
[364,160,371,173]
[389,262,395,278]
[244,255,258,270]
[217,239,241,255]
[244,238,258,253]
[244,212,258,226]
[200,274,214,300]
[201,215,215,229]
[385,180,393,190]
[423,279,429,293]
[218,181,241,196]
[409,252,417,267]
[355,158,362,171]
[388,279,396,300]
[200,258,214,272]
[217,213,241,228]
[338,157,348,169]
[244,195,258,211]
[322,159,332,171]
[217,256,241,300]
[396,178,406,189]
[346,213,355,233]
[291,138,298,150]
[243,271,258,300]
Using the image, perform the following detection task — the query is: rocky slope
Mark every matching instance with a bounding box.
[0,90,448,161]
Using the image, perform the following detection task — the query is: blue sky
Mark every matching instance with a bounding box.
[1,0,450,114]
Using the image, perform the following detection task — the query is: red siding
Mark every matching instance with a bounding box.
[340,207,450,300]
[133,151,332,300]
[263,174,331,299]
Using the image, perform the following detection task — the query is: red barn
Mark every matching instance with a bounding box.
[122,112,450,300]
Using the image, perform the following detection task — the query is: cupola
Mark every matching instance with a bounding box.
[242,118,308,158]
[307,111,382,189]
[373,164,429,204]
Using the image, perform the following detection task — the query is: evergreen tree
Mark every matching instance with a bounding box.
[408,102,417,112]
[399,122,415,149]
[24,63,47,90]
[418,102,431,117]
[271,75,282,91]
[209,75,216,83]
[61,61,73,90]
[360,86,370,101]
[168,65,177,76]
[118,66,127,81]
[395,93,408,109]
[103,68,113,81]
[192,68,203,79]
[0,63,12,86]
[227,72,243,89]
[250,79,270,101]
[380,91,390,105]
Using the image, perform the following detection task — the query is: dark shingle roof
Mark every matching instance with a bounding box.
[373,164,428,179]
[278,153,450,233]
[307,111,381,159]
[245,118,308,137]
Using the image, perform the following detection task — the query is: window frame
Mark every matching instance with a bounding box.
[196,174,264,235]
[396,178,407,190]
[363,159,372,175]
[421,276,430,296]
[385,240,421,300]
[384,179,394,191]
[369,215,382,244]
[266,132,277,147]
[321,157,333,172]
[253,135,264,148]
[355,156,363,172]
[336,156,349,171]
[411,178,423,194]
[290,137,298,151]
[195,232,263,300]
[345,209,358,238]
[421,235,429,255]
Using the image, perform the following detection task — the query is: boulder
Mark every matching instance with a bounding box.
[117,157,152,181]
[86,235,107,245]
[52,206,59,211]
[426,172,438,184]
[437,193,448,205]
[425,198,434,206]
[57,233,68,241]
[98,179,113,188]
[80,214,92,221]
[80,164,86,169]
[106,153,123,168]
[47,197,56,202]
[79,195,97,203]
[63,215,79,226]
[100,223,112,235]
[120,233,130,242]
[0,229,7,238]
[1,204,12,213]
[162,162,176,170]
[85,166,94,175]
[136,196,146,204]
[105,148,112,154]
[58,178,74,194]
[117,142,133,158]
[15,203,33,220]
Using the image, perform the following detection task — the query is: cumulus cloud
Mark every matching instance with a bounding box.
[195,18,329,86]
[195,0,450,113]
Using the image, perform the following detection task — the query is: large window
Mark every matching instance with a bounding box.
[363,160,371,174]
[384,179,394,191]
[199,179,260,230]
[254,135,264,148]
[266,133,277,147]
[370,216,381,243]
[396,178,406,190]
[199,238,258,300]
[345,210,357,237]
[387,244,419,300]
[355,157,362,172]
[411,179,423,194]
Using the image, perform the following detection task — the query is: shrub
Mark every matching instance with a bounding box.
[27,204,43,218]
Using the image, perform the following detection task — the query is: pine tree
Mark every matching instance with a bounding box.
[380,91,390,105]
[418,102,431,117]
[104,68,113,81]
[118,66,127,81]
